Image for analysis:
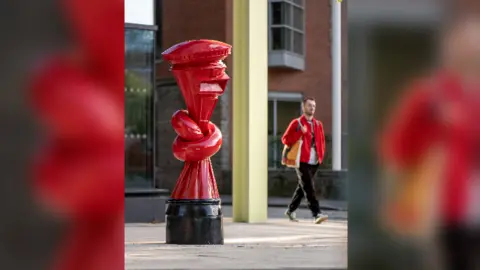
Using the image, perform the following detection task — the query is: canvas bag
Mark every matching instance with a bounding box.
[381,146,445,241]
[381,82,448,241]
[281,119,303,168]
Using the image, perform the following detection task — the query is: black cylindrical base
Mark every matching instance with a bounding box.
[165,199,223,245]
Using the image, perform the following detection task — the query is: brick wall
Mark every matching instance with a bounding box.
[157,0,229,80]
[268,0,347,135]
[155,0,230,190]
[155,0,347,191]
[157,0,345,132]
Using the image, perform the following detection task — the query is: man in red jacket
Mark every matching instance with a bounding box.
[379,15,480,270]
[282,97,328,224]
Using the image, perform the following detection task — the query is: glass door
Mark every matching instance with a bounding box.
[125,28,155,189]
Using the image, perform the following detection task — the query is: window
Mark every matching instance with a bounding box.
[268,92,303,168]
[269,0,305,55]
[125,28,156,189]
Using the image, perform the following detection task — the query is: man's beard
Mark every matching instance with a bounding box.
[304,111,314,116]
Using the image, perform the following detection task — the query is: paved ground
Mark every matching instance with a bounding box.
[125,206,347,269]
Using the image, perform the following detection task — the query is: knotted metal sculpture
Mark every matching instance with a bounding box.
[162,39,231,245]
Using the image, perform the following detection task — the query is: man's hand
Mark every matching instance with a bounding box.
[300,125,307,134]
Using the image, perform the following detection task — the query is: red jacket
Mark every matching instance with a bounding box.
[282,115,326,164]
[380,71,480,224]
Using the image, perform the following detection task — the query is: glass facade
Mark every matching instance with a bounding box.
[269,0,305,55]
[268,98,302,168]
[125,28,155,189]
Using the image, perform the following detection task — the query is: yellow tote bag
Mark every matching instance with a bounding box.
[381,146,445,239]
[281,119,303,168]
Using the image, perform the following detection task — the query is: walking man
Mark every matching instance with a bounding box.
[282,97,328,224]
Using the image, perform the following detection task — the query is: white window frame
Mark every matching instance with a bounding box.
[268,92,304,169]
[268,0,306,56]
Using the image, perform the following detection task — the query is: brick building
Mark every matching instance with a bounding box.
[124,0,479,192]
[151,0,348,194]
[124,0,479,221]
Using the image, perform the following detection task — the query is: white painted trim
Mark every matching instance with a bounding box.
[331,0,342,170]
[272,99,278,165]
[268,92,303,101]
[268,50,305,70]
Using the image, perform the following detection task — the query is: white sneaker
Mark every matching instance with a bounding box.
[285,210,299,222]
[314,213,328,224]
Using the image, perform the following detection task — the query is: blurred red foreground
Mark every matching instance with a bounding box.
[28,0,124,269]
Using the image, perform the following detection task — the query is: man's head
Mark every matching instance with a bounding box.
[302,97,316,117]
[440,14,480,84]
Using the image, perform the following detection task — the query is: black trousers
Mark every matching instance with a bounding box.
[439,224,480,270]
[288,162,321,217]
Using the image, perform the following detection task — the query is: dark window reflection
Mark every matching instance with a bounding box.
[271,2,291,25]
[293,31,304,55]
[271,27,291,51]
[125,29,155,189]
[155,0,162,58]
[268,100,275,168]
[293,6,303,31]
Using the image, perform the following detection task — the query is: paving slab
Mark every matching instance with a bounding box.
[125,206,347,270]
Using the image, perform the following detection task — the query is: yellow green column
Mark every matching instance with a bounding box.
[232,0,268,223]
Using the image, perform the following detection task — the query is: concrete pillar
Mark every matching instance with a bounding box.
[331,0,342,170]
[232,0,268,223]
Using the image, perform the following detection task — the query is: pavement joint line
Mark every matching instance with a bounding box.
[126,234,347,246]
[125,219,347,228]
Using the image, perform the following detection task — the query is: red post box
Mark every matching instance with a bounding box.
[162,39,231,245]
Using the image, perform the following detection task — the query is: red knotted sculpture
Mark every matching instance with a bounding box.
[162,40,231,245]
[171,110,223,198]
